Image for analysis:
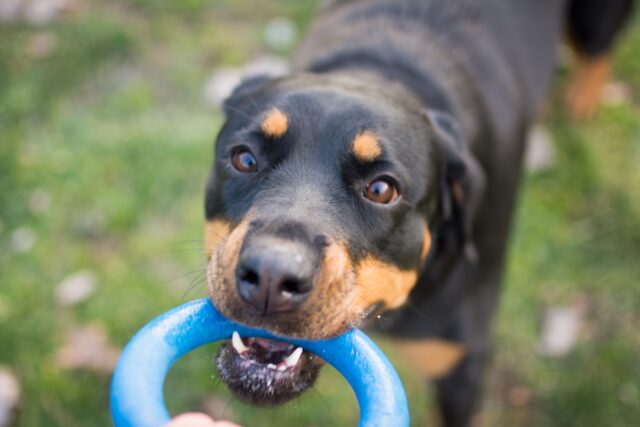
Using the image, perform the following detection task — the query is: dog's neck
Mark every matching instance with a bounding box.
[291,6,486,146]
[300,49,456,117]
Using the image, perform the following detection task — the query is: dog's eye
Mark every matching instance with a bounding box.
[232,149,258,173]
[364,178,399,204]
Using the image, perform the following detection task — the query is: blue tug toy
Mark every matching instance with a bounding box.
[110,298,409,427]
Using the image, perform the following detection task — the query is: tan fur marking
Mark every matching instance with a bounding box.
[355,257,418,310]
[421,227,432,261]
[207,219,358,338]
[204,219,231,259]
[207,215,251,302]
[565,54,612,120]
[260,108,288,138]
[398,339,466,379]
[352,131,382,162]
[304,241,358,336]
[316,241,352,288]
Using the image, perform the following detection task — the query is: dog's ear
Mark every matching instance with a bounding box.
[223,74,271,118]
[426,110,485,262]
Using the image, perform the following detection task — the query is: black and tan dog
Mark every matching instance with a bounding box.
[204,0,635,425]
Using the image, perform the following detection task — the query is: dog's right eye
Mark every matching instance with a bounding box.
[232,149,258,173]
[364,177,399,204]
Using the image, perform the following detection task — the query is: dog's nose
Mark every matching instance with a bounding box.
[236,236,316,314]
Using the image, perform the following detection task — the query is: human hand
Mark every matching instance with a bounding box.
[165,413,241,427]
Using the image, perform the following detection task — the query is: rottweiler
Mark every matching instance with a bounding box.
[203,0,635,425]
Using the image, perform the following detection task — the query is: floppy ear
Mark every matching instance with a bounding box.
[426,110,486,262]
[223,74,271,118]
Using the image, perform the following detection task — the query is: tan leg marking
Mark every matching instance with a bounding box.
[204,219,231,259]
[565,54,612,120]
[352,131,382,162]
[260,107,288,138]
[355,257,418,310]
[398,339,466,379]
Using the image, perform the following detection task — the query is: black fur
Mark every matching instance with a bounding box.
[205,1,636,425]
[567,0,635,57]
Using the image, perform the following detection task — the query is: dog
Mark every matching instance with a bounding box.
[203,0,635,425]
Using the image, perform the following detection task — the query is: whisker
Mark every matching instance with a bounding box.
[224,105,254,121]
[181,271,208,300]
[403,300,428,321]
[246,93,261,113]
[164,263,209,285]
[376,313,390,339]
[221,396,235,423]
[268,406,279,427]
[309,385,331,411]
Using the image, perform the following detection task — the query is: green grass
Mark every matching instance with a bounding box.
[0,1,638,426]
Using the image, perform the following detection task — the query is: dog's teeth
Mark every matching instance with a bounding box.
[267,363,277,370]
[284,347,303,367]
[277,364,287,371]
[231,331,249,354]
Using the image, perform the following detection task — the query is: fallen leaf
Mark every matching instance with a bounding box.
[203,56,289,109]
[10,227,36,253]
[55,270,98,307]
[508,385,532,407]
[55,324,120,373]
[525,125,555,173]
[0,367,20,427]
[203,68,242,108]
[0,0,21,22]
[263,17,297,50]
[602,81,632,106]
[25,0,72,25]
[26,32,57,59]
[538,305,584,357]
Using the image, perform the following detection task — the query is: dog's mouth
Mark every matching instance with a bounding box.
[216,331,322,406]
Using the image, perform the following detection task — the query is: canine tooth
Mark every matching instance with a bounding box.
[231,331,249,354]
[277,364,287,371]
[267,363,277,370]
[284,347,303,367]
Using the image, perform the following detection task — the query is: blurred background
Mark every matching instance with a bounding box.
[0,0,639,426]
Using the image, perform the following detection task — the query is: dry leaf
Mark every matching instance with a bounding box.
[55,270,97,307]
[55,324,120,373]
[0,367,20,427]
[538,305,584,357]
[525,125,555,173]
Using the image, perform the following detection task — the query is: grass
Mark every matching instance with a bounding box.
[0,1,638,426]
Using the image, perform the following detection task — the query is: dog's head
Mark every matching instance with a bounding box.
[204,73,483,405]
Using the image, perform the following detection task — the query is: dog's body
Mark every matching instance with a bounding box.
[204,1,635,425]
[294,3,564,424]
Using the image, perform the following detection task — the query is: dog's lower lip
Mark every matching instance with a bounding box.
[216,332,323,406]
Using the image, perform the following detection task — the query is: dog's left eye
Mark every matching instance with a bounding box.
[364,178,399,204]
[231,149,258,173]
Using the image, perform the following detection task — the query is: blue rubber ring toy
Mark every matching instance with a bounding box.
[110,298,409,427]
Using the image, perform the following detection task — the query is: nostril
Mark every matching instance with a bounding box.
[239,268,260,286]
[281,278,303,295]
[236,236,317,313]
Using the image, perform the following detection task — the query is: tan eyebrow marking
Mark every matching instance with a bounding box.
[352,131,382,161]
[260,108,288,138]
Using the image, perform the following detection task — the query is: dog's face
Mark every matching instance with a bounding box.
[204,74,477,406]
